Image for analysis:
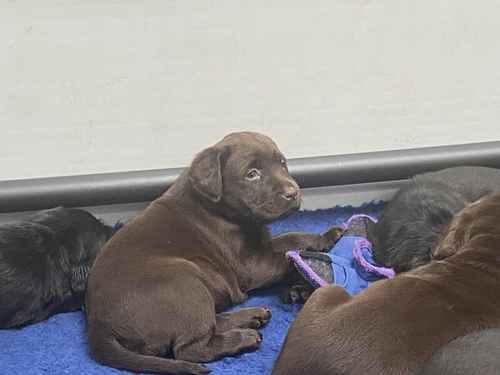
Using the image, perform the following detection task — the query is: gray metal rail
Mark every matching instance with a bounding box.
[1,141,499,213]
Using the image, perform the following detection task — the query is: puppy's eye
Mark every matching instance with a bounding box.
[246,168,261,181]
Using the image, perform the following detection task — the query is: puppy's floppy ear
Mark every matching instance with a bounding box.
[432,244,457,260]
[188,146,228,202]
[432,222,466,260]
[432,230,461,260]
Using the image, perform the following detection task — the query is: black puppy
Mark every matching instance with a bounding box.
[420,329,500,375]
[282,166,500,304]
[370,166,500,272]
[0,207,115,329]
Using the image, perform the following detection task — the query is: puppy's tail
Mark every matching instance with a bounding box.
[90,330,210,375]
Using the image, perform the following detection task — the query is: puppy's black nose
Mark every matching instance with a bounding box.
[281,185,299,201]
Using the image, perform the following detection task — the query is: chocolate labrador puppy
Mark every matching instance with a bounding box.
[273,192,500,375]
[86,132,342,374]
[0,207,115,329]
[370,166,500,272]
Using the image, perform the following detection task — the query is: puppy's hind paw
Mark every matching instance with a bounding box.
[186,363,211,375]
[237,328,263,352]
[281,284,314,304]
[246,307,272,329]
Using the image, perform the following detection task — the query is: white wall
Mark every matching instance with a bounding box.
[1,1,500,181]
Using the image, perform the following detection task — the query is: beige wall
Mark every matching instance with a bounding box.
[2,1,500,181]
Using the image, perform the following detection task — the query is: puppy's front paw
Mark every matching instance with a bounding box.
[321,226,345,247]
[304,226,345,252]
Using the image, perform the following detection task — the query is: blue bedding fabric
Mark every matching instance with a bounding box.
[0,204,383,375]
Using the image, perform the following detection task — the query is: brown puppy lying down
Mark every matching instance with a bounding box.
[273,192,500,375]
[86,132,342,375]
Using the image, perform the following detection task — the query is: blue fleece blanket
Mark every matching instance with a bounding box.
[0,204,383,375]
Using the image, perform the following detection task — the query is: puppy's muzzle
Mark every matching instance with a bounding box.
[281,183,300,201]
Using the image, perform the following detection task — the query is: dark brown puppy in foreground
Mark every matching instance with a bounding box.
[86,132,342,374]
[273,192,500,375]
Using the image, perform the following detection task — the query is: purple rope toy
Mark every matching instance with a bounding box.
[286,251,332,288]
[286,214,396,289]
[347,214,396,280]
